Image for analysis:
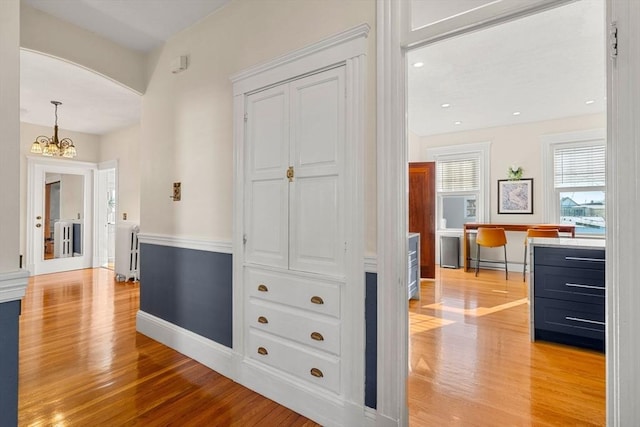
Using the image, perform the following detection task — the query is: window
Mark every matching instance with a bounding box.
[542,130,606,236]
[427,142,490,230]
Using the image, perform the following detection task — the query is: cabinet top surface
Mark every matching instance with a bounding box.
[529,237,605,250]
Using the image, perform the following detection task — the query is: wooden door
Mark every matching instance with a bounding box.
[409,162,435,278]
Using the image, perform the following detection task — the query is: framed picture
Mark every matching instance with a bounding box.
[498,178,533,214]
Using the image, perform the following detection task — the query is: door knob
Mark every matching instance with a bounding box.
[36,224,42,228]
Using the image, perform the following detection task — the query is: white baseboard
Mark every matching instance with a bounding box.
[136,310,237,379]
[136,310,377,426]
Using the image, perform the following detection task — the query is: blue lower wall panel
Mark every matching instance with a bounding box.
[365,272,377,410]
[0,300,21,427]
[139,244,232,348]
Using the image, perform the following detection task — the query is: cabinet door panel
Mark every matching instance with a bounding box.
[245,85,289,268]
[289,67,345,276]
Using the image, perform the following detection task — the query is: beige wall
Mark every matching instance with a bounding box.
[19,122,100,255]
[99,124,141,224]
[409,113,606,266]
[20,4,146,94]
[140,0,376,251]
[0,0,21,272]
[411,113,606,223]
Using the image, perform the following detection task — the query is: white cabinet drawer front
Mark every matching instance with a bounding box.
[248,329,340,393]
[247,301,341,355]
[246,268,341,317]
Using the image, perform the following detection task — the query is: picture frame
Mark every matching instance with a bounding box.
[497,178,533,214]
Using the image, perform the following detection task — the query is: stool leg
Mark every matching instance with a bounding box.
[504,244,508,280]
[475,244,480,277]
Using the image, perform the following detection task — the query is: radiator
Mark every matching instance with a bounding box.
[115,222,139,282]
[53,221,73,258]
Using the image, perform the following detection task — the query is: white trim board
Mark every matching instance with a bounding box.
[137,233,232,254]
[0,270,29,304]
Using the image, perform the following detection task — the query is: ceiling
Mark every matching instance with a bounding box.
[408,0,606,137]
[20,0,230,135]
[19,1,605,138]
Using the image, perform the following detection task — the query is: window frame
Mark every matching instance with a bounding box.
[541,129,606,236]
[427,141,491,231]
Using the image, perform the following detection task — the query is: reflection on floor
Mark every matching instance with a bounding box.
[408,267,605,426]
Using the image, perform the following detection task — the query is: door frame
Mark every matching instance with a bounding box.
[96,160,118,268]
[376,0,612,424]
[26,156,98,275]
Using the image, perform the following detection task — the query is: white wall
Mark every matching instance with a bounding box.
[140,0,376,251]
[19,122,100,256]
[99,124,141,224]
[0,0,20,272]
[59,174,84,220]
[410,113,606,267]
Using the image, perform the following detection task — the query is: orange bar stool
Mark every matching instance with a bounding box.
[523,228,559,281]
[475,227,508,279]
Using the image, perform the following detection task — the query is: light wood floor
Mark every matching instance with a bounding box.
[409,268,605,426]
[18,268,320,426]
[18,267,605,426]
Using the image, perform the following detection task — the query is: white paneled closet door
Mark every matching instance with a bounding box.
[244,66,345,277]
[244,85,290,269]
[289,67,345,277]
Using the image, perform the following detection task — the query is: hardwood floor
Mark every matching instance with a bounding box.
[18,268,320,426]
[408,268,605,426]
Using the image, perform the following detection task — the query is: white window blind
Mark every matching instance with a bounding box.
[437,158,479,192]
[554,145,605,188]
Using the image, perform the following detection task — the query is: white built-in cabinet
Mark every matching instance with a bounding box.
[243,66,346,393]
[232,25,368,426]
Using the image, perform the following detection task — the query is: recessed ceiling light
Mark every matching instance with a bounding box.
[585,100,595,105]
[454,121,462,125]
[413,62,424,68]
[441,103,451,108]
[513,111,521,116]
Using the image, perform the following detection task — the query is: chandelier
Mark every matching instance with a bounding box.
[30,101,77,158]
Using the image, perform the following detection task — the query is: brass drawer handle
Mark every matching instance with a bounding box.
[310,368,324,378]
[258,284,268,292]
[258,316,268,324]
[310,332,324,341]
[257,347,268,355]
[310,295,324,305]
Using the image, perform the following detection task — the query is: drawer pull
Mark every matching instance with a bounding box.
[258,316,269,324]
[310,332,324,341]
[310,296,324,305]
[257,346,268,355]
[565,283,605,291]
[565,256,605,263]
[257,284,268,292]
[310,368,324,378]
[565,316,605,326]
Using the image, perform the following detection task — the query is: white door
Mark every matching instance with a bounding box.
[27,158,95,275]
[289,68,345,276]
[244,66,345,276]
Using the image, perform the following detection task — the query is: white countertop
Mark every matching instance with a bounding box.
[528,237,605,250]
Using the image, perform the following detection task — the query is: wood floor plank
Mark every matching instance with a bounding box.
[408,268,605,426]
[18,268,320,426]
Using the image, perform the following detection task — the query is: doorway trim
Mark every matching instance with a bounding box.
[376,0,600,424]
[26,156,98,275]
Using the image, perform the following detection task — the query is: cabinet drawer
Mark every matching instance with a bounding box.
[534,297,604,340]
[534,246,605,269]
[534,266,605,304]
[248,329,340,393]
[247,300,340,355]
[246,268,341,318]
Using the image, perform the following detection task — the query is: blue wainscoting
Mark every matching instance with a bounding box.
[365,272,377,409]
[139,244,233,348]
[139,242,378,410]
[0,300,21,427]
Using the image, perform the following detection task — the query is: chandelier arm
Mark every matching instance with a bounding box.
[59,138,74,148]
[34,136,50,145]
